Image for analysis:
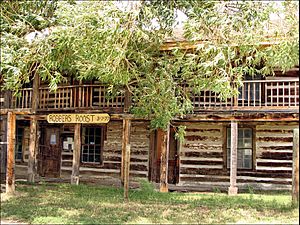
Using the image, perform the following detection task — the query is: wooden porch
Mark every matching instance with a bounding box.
[1,78,299,113]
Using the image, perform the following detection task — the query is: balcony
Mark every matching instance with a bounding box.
[0,79,299,114]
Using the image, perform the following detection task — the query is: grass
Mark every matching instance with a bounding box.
[1,180,299,224]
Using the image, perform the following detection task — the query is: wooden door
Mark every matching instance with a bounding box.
[168,127,179,184]
[149,128,179,184]
[39,127,61,178]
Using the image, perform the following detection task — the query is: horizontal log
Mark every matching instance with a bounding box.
[181,160,224,166]
[256,166,292,171]
[257,137,293,142]
[180,164,223,169]
[257,162,292,167]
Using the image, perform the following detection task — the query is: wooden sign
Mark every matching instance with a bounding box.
[47,113,110,124]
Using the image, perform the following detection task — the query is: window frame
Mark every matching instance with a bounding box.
[80,125,106,167]
[223,124,256,171]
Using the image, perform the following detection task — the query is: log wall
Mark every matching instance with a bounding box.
[60,120,150,181]
[12,119,298,191]
[178,121,299,191]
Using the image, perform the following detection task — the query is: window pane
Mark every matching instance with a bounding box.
[244,129,252,138]
[81,127,103,164]
[227,128,253,169]
[244,138,252,148]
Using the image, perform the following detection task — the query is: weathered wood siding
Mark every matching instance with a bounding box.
[61,121,150,181]
[178,122,226,188]
[177,121,299,191]
[253,122,298,189]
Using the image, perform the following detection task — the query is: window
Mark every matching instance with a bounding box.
[81,127,103,164]
[227,127,253,169]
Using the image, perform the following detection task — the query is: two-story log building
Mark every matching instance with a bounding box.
[0,41,299,193]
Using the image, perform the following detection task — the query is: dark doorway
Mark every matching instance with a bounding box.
[38,126,61,178]
[149,127,179,184]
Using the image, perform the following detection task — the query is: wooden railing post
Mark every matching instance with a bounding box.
[228,121,238,195]
[160,125,170,193]
[31,74,40,113]
[4,91,12,109]
[71,123,81,185]
[6,112,16,194]
[124,89,131,113]
[292,128,299,206]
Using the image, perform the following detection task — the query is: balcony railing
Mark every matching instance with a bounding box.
[1,79,299,113]
[192,79,299,111]
[38,85,127,112]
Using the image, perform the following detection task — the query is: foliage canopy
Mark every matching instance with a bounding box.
[1,0,299,129]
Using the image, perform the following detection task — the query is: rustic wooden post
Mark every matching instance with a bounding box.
[0,115,8,176]
[121,118,131,185]
[71,123,81,185]
[6,112,16,194]
[160,126,170,192]
[123,144,131,201]
[228,121,238,195]
[28,117,37,182]
[292,128,299,206]
[27,73,40,182]
[121,118,131,201]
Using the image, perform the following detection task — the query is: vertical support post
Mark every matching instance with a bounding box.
[292,128,299,206]
[121,118,131,201]
[6,112,16,194]
[160,126,170,193]
[123,144,131,201]
[27,116,38,182]
[27,72,39,182]
[228,121,238,195]
[121,118,131,185]
[0,115,8,176]
[71,123,81,185]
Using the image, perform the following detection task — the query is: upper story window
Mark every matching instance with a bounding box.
[227,127,253,169]
[81,127,104,164]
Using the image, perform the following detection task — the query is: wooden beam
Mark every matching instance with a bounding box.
[27,116,38,182]
[123,144,131,201]
[71,123,81,185]
[292,128,299,206]
[121,118,131,185]
[160,126,170,192]
[6,112,16,194]
[228,121,238,195]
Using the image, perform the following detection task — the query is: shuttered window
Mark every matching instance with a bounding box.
[227,128,253,169]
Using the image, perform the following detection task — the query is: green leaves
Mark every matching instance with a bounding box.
[0,1,299,130]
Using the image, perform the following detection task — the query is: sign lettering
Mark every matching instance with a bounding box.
[47,113,110,124]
